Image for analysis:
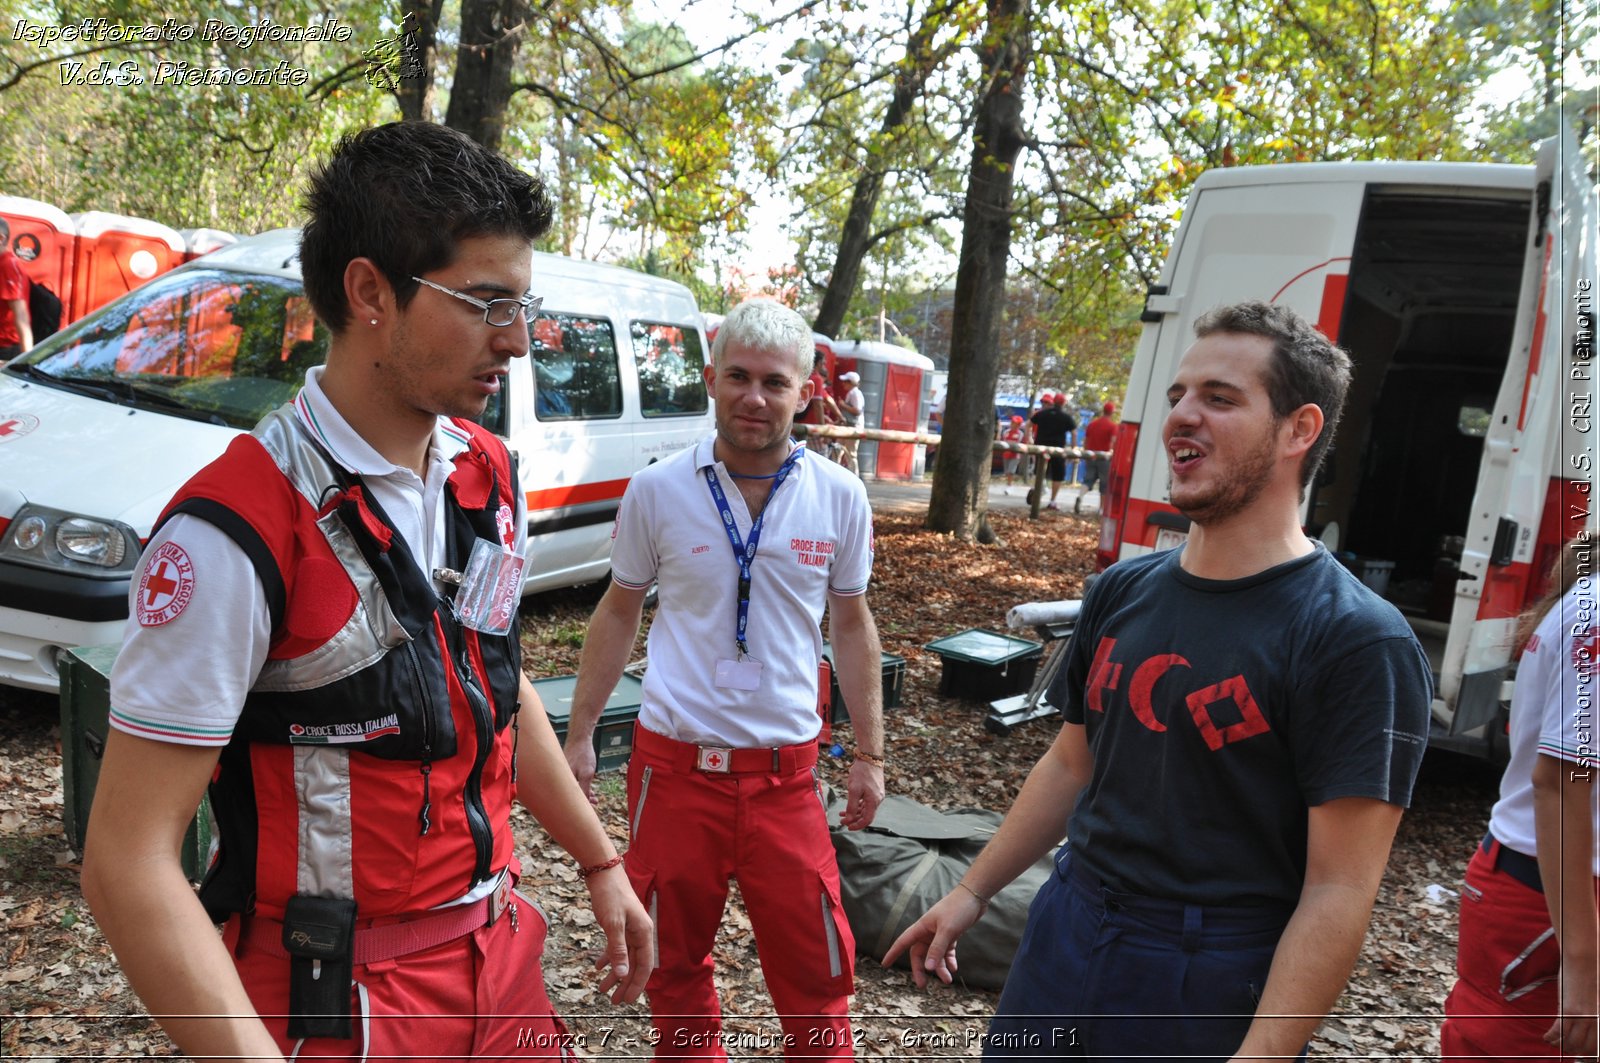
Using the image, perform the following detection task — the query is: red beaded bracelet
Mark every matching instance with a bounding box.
[578,854,625,879]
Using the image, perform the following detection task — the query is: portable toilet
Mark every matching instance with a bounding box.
[67,211,185,320]
[830,338,935,480]
[180,227,240,261]
[0,194,76,315]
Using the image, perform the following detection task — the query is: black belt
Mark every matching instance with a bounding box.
[1482,832,1543,893]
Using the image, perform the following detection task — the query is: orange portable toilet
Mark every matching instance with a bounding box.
[67,211,185,320]
[179,227,240,261]
[0,194,76,314]
[877,361,924,478]
[829,338,934,480]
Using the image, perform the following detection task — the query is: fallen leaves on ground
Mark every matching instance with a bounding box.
[0,510,1495,1059]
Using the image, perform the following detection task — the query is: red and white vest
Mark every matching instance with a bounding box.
[156,405,524,922]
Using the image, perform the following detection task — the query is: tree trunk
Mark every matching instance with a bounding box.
[394,0,445,122]
[926,0,1031,540]
[812,2,957,338]
[445,0,532,150]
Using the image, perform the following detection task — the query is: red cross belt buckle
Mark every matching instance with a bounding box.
[487,869,512,924]
[696,746,733,773]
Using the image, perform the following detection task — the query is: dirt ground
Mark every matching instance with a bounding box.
[0,509,1496,1059]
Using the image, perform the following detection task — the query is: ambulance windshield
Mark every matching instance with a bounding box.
[4,268,328,430]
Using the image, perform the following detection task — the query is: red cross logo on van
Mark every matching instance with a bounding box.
[0,413,40,442]
[1084,636,1271,750]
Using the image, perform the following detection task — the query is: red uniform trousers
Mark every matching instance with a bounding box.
[224,884,569,1061]
[625,726,855,1060]
[1442,839,1600,1058]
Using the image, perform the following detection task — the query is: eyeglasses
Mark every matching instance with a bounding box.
[411,276,542,327]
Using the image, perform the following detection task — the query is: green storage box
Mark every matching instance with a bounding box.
[923,629,1043,702]
[60,644,213,881]
[534,673,644,773]
[821,643,907,724]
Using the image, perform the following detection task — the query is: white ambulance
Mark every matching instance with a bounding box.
[1096,131,1597,759]
[0,228,712,692]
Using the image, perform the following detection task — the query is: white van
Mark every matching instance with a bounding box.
[1096,132,1596,759]
[0,228,712,692]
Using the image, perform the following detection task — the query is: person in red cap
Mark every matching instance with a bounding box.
[1029,391,1077,509]
[1027,394,1053,483]
[1078,401,1119,514]
[1001,415,1026,492]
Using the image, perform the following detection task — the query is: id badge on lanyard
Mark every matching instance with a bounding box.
[449,538,527,635]
[704,448,803,690]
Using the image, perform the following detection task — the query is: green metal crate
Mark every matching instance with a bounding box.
[59,644,212,881]
[923,629,1043,702]
[821,643,906,724]
[534,673,644,773]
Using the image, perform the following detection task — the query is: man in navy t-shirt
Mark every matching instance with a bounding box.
[888,301,1432,1061]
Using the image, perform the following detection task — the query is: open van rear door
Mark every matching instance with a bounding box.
[1436,130,1598,746]
[1112,174,1367,562]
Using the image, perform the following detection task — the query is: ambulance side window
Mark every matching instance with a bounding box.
[529,312,622,422]
[631,321,707,418]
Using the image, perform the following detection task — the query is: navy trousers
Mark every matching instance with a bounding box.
[983,848,1304,1062]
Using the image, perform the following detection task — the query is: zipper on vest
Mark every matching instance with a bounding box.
[510,711,520,785]
[418,760,432,835]
[405,640,435,835]
[457,644,495,884]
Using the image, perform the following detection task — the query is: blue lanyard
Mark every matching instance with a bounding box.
[704,446,804,656]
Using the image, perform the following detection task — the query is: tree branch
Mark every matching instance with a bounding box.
[0,39,163,93]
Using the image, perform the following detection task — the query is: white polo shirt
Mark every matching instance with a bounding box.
[1488,578,1600,873]
[610,436,874,747]
[109,367,522,747]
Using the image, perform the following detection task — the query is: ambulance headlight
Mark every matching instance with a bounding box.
[0,505,140,575]
[11,515,46,551]
[56,517,130,567]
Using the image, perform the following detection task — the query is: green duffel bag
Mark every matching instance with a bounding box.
[826,790,1060,991]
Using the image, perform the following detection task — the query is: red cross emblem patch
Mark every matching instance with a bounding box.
[697,746,732,773]
[135,542,196,627]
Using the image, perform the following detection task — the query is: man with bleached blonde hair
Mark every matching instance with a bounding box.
[567,298,887,1060]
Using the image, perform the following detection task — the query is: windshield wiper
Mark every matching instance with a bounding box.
[116,381,231,426]
[4,363,134,404]
[5,366,230,425]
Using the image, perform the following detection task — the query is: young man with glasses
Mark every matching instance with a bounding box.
[82,121,652,1062]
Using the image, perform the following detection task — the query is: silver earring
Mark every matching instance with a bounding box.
[370,319,378,326]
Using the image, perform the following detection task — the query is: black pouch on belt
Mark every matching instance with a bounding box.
[281,895,358,1040]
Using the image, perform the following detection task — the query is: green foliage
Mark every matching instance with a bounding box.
[782,4,976,323]
[529,3,779,272]
[0,0,396,230]
[997,0,1554,377]
[1,0,1584,362]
